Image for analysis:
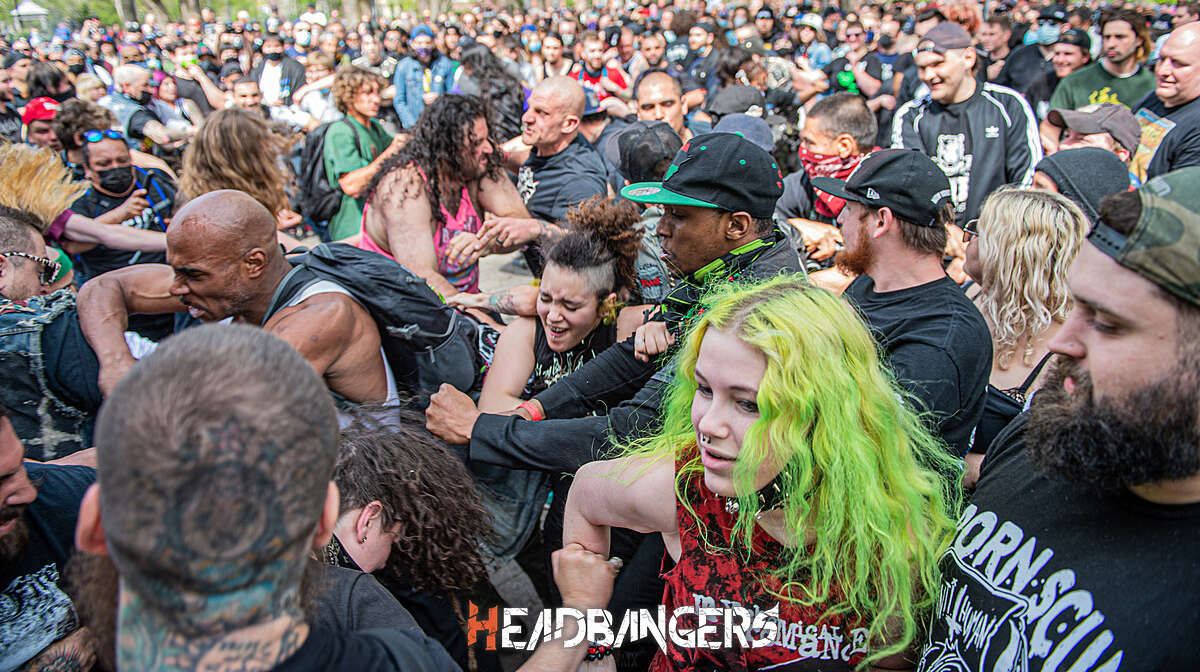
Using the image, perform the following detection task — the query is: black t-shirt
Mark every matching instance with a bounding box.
[70,167,177,340]
[174,74,216,114]
[127,105,164,144]
[515,134,608,274]
[0,463,95,671]
[0,102,22,143]
[41,306,104,414]
[1134,93,1200,181]
[917,413,1200,671]
[273,624,459,671]
[774,171,817,221]
[823,53,884,95]
[844,274,992,456]
[69,167,176,281]
[994,43,1052,93]
[527,319,618,398]
[1024,70,1059,120]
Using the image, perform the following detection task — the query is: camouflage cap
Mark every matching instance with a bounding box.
[1087,166,1200,306]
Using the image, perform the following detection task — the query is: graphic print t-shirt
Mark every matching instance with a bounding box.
[917,414,1200,671]
[0,464,95,671]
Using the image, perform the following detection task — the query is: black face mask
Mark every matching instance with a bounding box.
[98,165,135,194]
[265,50,284,61]
[878,34,895,49]
[136,90,153,105]
[52,87,76,102]
[68,63,86,75]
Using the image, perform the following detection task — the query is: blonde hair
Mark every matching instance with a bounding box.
[975,186,1088,368]
[74,73,105,99]
[0,144,87,233]
[180,108,295,215]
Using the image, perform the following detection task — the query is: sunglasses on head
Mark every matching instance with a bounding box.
[83,129,125,143]
[963,218,980,238]
[1,251,61,286]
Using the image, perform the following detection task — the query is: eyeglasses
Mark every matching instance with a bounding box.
[963,218,980,239]
[82,129,125,143]
[1,251,61,286]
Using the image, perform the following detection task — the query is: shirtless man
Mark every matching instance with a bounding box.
[360,94,530,298]
[77,190,389,402]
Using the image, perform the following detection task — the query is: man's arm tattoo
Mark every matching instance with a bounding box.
[488,290,519,315]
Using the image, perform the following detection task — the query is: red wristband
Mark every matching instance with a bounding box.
[518,400,544,422]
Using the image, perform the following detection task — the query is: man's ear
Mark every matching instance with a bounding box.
[242,247,269,278]
[834,132,859,158]
[726,211,755,240]
[312,481,340,549]
[560,112,581,135]
[354,500,383,540]
[76,483,109,556]
[874,206,898,239]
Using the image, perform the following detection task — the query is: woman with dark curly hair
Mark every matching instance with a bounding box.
[360,94,531,299]
[323,404,493,670]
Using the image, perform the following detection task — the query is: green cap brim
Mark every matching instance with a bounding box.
[620,182,721,209]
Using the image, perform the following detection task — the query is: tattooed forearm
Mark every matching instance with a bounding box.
[489,290,519,315]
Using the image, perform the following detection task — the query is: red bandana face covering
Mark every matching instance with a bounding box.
[798,146,874,219]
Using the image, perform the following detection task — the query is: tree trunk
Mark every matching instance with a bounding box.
[180,0,202,20]
[117,0,138,25]
[142,0,175,23]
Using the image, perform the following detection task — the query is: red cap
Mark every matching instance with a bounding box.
[22,97,60,125]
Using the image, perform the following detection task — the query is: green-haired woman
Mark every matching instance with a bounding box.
[562,275,962,671]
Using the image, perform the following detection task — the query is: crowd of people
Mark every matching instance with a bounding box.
[1,0,1199,670]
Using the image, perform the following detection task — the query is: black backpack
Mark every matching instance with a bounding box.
[297,119,361,223]
[263,243,482,399]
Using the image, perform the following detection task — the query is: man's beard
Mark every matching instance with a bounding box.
[1026,355,1200,492]
[834,228,873,276]
[0,507,30,564]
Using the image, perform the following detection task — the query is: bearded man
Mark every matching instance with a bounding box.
[916,166,1200,671]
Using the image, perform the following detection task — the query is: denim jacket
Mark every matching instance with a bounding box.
[0,291,93,461]
[391,54,456,127]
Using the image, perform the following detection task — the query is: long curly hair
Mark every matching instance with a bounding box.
[179,108,295,215]
[547,196,643,300]
[367,94,505,229]
[622,275,962,668]
[975,186,1088,369]
[335,405,491,592]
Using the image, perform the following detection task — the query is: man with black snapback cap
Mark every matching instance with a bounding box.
[813,148,991,455]
[426,131,799,631]
[917,166,1200,671]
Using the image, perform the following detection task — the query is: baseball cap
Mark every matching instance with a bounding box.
[811,149,953,226]
[604,120,682,184]
[620,132,784,219]
[583,88,602,116]
[412,24,434,39]
[1055,28,1091,53]
[21,97,60,125]
[1087,166,1200,307]
[917,22,972,53]
[705,85,766,118]
[797,13,823,31]
[712,113,774,152]
[755,8,774,20]
[1040,4,1068,22]
[1048,103,1140,154]
[740,35,768,56]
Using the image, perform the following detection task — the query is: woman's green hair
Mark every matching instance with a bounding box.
[622,275,962,666]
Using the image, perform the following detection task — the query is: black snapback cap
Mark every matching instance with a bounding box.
[811,149,953,226]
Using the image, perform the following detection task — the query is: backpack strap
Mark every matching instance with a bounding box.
[262,262,320,326]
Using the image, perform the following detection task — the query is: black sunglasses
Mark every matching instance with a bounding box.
[83,129,125,143]
[1,250,61,286]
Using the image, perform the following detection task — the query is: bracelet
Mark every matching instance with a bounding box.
[517,400,544,422]
[585,641,614,662]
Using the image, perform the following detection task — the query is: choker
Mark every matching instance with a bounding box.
[722,470,788,516]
